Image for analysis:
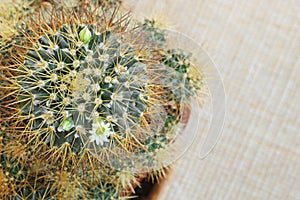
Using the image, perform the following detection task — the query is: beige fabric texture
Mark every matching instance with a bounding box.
[124,0,300,199]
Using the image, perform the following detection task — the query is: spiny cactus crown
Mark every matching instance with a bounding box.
[19,23,150,154]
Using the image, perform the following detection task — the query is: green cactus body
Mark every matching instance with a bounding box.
[18,23,149,155]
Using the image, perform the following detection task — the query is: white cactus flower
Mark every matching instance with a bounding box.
[89,117,114,146]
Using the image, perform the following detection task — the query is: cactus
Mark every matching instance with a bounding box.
[18,20,156,159]
[0,1,204,199]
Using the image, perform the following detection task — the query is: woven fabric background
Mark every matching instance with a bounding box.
[124,0,300,199]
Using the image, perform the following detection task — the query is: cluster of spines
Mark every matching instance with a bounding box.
[0,128,129,199]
